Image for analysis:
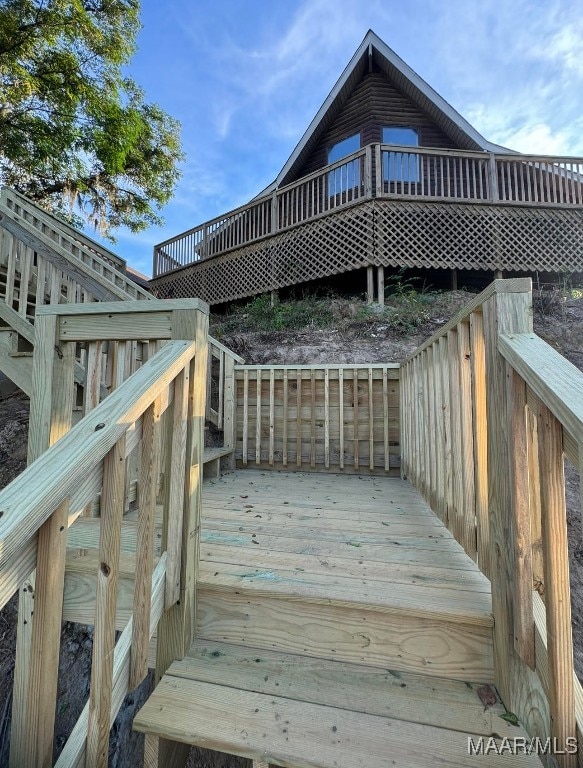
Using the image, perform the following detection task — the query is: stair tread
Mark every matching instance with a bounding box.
[198,560,493,626]
[134,641,542,767]
[203,445,235,462]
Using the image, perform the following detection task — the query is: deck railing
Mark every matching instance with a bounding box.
[401,278,583,767]
[234,363,400,474]
[0,190,151,313]
[1,300,209,767]
[1,187,128,272]
[154,147,370,276]
[153,145,583,278]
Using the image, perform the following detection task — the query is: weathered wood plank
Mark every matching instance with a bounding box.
[469,311,489,578]
[130,397,162,689]
[506,365,535,669]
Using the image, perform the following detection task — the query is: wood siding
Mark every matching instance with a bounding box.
[286,69,458,184]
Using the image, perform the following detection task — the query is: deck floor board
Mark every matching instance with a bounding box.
[199,470,491,617]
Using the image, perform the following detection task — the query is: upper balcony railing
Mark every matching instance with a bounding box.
[153,144,583,277]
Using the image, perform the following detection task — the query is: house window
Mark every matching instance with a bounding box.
[382,126,419,183]
[328,133,360,163]
[328,133,360,196]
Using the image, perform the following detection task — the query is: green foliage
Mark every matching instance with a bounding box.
[353,273,437,334]
[216,294,335,334]
[0,0,184,238]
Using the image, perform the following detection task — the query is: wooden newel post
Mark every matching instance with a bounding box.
[374,143,383,197]
[364,145,372,198]
[488,153,499,203]
[271,191,279,234]
[154,304,210,768]
[10,312,76,768]
[536,402,576,767]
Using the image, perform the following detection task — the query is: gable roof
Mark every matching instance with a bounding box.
[258,30,513,197]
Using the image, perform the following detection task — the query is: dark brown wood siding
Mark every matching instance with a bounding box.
[288,69,459,183]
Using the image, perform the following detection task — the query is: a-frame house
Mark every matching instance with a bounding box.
[154,31,581,304]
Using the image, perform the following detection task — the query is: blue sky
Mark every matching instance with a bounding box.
[108,0,583,275]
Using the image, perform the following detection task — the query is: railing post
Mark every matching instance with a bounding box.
[10,313,76,768]
[202,225,209,260]
[222,355,237,470]
[488,153,499,202]
[481,280,532,717]
[364,145,372,198]
[374,143,383,197]
[271,190,279,234]
[152,246,159,278]
[154,305,209,768]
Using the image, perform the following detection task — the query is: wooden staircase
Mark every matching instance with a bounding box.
[131,471,542,767]
[0,196,580,767]
[135,640,543,768]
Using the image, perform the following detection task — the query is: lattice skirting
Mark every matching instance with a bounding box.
[151,200,583,304]
[375,200,583,273]
[152,203,374,303]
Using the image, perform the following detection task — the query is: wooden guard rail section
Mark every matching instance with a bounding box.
[1,188,127,272]
[235,364,400,474]
[0,187,150,302]
[0,195,239,431]
[0,300,210,768]
[153,145,583,276]
[401,278,583,767]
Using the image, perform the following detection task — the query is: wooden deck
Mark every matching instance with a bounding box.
[151,144,583,307]
[0,207,579,768]
[135,470,545,766]
[198,470,493,639]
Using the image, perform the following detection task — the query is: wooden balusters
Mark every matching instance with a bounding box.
[236,365,399,474]
[401,320,481,560]
[536,401,576,766]
[87,435,127,767]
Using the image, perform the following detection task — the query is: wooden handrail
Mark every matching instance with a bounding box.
[4,299,211,766]
[275,146,368,194]
[1,187,127,271]
[402,278,532,363]
[401,279,579,766]
[0,201,151,301]
[0,339,196,574]
[498,332,583,440]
